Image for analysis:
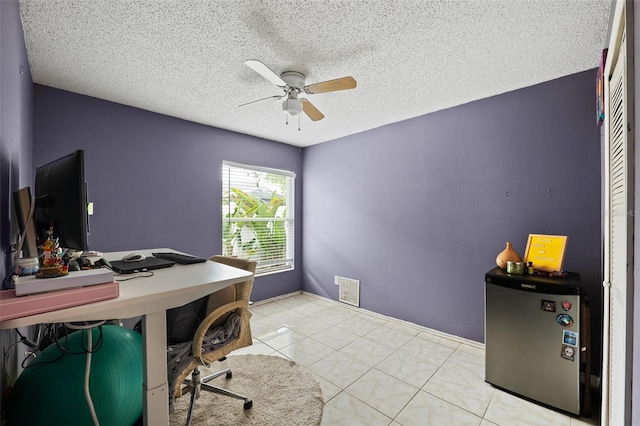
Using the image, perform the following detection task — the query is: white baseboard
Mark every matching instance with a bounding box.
[251,291,303,306]
[299,291,483,349]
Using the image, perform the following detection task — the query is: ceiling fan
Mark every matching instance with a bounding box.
[241,59,357,125]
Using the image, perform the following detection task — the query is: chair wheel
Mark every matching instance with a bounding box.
[244,400,253,410]
[226,371,232,379]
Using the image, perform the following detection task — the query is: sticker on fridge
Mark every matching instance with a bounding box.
[562,330,578,347]
[556,314,574,327]
[541,300,556,312]
[561,344,576,361]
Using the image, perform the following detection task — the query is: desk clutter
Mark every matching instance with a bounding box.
[3,259,118,321]
[2,251,210,321]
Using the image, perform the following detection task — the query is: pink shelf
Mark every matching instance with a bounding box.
[0,282,119,321]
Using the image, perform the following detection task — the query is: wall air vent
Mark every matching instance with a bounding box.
[336,276,360,307]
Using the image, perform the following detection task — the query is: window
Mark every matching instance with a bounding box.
[222,161,295,275]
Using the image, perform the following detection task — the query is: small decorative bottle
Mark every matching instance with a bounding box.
[527,262,535,275]
[496,242,522,269]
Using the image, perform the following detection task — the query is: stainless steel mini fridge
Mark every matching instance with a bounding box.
[485,267,583,415]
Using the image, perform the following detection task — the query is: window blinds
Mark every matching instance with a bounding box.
[222,161,295,275]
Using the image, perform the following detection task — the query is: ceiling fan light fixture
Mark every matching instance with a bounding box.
[283,98,303,116]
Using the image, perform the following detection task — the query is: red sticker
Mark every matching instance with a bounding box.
[561,300,572,311]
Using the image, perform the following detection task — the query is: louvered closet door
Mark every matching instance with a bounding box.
[606,29,631,426]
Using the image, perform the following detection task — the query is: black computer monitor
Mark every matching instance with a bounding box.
[34,150,89,251]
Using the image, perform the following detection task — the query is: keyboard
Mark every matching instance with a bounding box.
[151,252,207,265]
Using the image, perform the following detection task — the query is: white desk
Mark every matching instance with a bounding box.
[0,248,253,426]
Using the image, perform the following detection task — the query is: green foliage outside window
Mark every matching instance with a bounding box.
[222,187,287,265]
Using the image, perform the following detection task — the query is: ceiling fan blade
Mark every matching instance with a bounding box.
[301,98,325,121]
[304,76,357,94]
[239,94,285,108]
[245,59,286,87]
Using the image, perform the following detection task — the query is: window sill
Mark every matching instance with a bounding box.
[255,265,294,278]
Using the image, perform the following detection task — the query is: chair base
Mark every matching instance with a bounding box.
[183,366,252,426]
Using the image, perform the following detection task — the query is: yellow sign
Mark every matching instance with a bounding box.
[524,234,568,273]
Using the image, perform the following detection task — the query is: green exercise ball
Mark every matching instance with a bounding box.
[7,325,143,426]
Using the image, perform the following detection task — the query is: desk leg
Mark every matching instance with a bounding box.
[142,311,169,426]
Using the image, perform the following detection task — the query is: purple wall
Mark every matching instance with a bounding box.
[32,87,303,301]
[302,70,602,354]
[1,0,34,281]
[1,0,34,408]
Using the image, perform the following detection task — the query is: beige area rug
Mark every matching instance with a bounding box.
[170,354,324,426]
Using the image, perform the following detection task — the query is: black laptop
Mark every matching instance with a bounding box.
[109,257,175,274]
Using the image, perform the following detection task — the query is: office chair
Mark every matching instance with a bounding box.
[168,256,256,425]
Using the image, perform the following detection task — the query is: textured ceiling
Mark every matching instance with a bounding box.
[18,0,611,147]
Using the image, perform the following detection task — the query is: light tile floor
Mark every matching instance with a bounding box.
[232,292,598,426]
